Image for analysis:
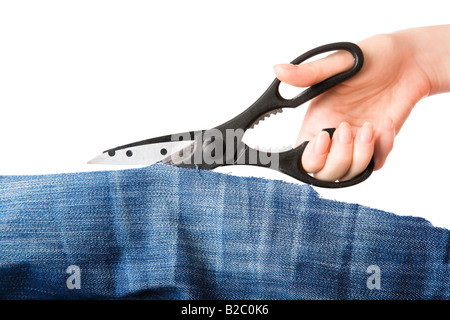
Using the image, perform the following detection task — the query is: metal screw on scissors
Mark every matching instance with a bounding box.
[88,42,374,188]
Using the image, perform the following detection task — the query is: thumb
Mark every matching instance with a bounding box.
[273,49,355,87]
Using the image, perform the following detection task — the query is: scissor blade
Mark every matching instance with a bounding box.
[87,140,194,165]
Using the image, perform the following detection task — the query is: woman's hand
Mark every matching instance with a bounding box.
[273,26,450,181]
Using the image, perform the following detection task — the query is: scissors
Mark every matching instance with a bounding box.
[88,42,374,188]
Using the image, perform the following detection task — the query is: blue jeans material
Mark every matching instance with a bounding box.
[0,164,449,299]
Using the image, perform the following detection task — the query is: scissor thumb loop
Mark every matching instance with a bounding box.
[274,49,356,88]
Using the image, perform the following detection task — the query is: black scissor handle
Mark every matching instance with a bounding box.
[278,42,364,108]
[239,128,374,188]
[217,42,364,132]
[278,129,374,188]
[279,43,372,187]
[231,42,373,187]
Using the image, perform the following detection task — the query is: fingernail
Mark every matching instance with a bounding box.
[338,122,352,144]
[360,122,374,143]
[382,118,394,130]
[314,131,330,154]
[273,64,298,71]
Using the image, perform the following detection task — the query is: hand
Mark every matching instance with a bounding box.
[273,33,433,182]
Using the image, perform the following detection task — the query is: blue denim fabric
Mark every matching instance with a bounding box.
[0,163,449,299]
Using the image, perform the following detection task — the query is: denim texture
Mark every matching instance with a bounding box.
[0,163,449,299]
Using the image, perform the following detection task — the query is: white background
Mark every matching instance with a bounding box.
[1,1,449,228]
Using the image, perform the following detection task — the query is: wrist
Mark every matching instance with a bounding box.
[396,25,450,96]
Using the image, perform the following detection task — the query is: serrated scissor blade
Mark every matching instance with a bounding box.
[87,140,194,165]
[247,108,283,129]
